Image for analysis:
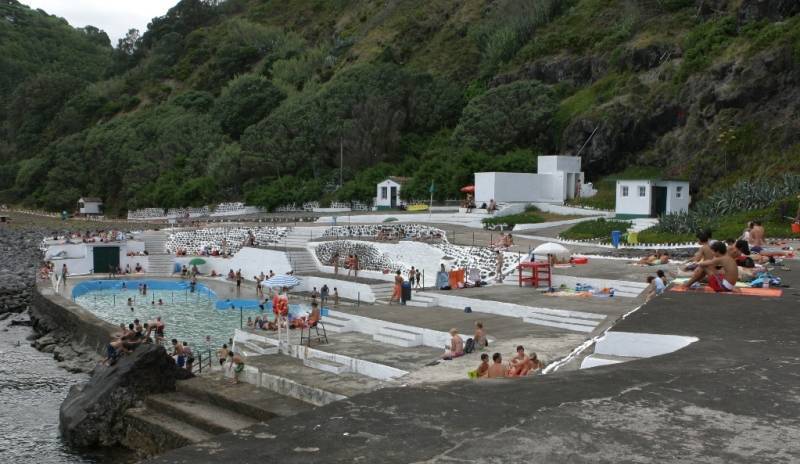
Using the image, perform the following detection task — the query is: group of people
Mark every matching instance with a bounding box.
[101,316,166,365]
[389,266,423,304]
[216,343,245,385]
[330,252,360,278]
[472,347,545,378]
[58,229,128,244]
[462,195,498,214]
[108,262,144,277]
[490,233,514,250]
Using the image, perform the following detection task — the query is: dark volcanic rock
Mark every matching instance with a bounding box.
[738,0,800,22]
[59,344,179,448]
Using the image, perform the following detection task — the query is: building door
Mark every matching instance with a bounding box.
[651,187,668,217]
[93,247,120,274]
[390,186,397,208]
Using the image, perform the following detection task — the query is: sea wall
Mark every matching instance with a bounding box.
[30,283,117,358]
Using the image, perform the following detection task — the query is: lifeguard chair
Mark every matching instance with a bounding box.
[518,261,551,288]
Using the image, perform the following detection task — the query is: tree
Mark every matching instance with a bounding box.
[214,74,285,139]
[453,80,557,154]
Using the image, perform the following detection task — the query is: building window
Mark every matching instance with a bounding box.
[380,186,388,199]
[638,186,647,197]
[621,186,629,197]
[676,186,683,198]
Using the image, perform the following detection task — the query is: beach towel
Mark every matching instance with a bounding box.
[670,286,783,297]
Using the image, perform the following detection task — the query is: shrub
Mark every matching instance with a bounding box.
[559,219,632,240]
[482,209,545,228]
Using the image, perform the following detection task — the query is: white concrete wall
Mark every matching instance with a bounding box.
[296,276,376,303]
[661,181,690,213]
[537,156,581,174]
[615,180,652,216]
[175,247,291,279]
[531,203,613,216]
[79,201,102,214]
[45,242,148,276]
[475,172,539,204]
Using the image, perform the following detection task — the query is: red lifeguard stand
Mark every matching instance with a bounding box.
[518,261,551,288]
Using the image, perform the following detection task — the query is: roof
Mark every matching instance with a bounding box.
[382,177,410,185]
[616,179,689,184]
[80,197,103,203]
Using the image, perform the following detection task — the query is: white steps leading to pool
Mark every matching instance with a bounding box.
[237,339,279,358]
[321,314,353,333]
[303,356,350,375]
[373,327,423,347]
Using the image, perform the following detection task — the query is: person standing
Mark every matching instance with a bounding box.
[408,266,416,288]
[320,284,329,305]
[390,270,403,304]
[332,252,340,275]
[61,264,68,284]
[333,288,339,307]
[495,250,504,283]
[353,255,359,279]
[415,268,422,289]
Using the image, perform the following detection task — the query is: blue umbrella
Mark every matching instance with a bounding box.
[261,275,300,288]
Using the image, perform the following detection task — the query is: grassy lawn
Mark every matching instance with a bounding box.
[559,218,632,240]
[482,206,581,229]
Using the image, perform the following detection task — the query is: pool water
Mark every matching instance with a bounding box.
[73,280,313,356]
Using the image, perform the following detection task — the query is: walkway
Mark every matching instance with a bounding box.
[148,268,800,464]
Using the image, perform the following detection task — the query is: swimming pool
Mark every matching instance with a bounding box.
[72,279,313,354]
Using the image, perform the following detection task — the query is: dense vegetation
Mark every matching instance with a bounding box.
[1,0,799,215]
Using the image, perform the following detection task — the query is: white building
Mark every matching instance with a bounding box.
[615,180,690,218]
[375,177,408,210]
[78,197,103,216]
[474,155,594,204]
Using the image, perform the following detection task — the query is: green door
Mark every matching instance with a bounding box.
[93,247,120,274]
[651,187,668,217]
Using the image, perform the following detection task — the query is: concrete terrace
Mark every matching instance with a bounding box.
[148,267,800,464]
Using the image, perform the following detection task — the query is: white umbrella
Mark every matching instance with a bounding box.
[532,242,570,257]
[261,275,300,288]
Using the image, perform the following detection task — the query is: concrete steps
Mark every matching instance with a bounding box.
[139,231,174,274]
[176,376,312,421]
[145,393,258,435]
[303,356,349,374]
[123,407,213,454]
[286,248,318,274]
[238,338,279,358]
[321,314,353,333]
[278,227,325,249]
[373,327,422,347]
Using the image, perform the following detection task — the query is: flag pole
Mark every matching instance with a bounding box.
[428,181,434,220]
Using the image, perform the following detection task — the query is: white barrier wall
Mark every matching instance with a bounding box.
[594,332,698,358]
[175,247,291,278]
[296,276,376,303]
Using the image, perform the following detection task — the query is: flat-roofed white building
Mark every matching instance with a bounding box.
[474,155,594,204]
[615,179,690,218]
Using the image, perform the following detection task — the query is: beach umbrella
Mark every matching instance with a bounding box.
[460,185,475,193]
[189,258,206,265]
[261,274,300,288]
[532,242,570,257]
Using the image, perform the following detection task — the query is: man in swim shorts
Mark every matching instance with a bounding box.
[681,241,738,292]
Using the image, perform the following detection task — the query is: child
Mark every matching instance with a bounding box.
[469,353,490,378]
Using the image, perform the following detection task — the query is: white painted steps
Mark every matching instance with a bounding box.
[238,339,279,358]
[373,326,422,347]
[303,356,349,374]
[321,314,353,333]
[286,248,318,274]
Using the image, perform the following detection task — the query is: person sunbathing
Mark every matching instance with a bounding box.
[680,241,738,292]
[637,252,670,266]
[507,345,534,376]
[442,328,464,360]
[487,353,507,378]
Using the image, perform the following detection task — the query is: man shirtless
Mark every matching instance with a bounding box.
[487,353,507,378]
[749,221,766,253]
[228,351,245,385]
[154,316,166,344]
[508,345,534,377]
[171,339,186,368]
[684,230,714,271]
[681,241,738,292]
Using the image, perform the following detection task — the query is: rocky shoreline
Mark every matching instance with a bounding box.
[0,228,96,374]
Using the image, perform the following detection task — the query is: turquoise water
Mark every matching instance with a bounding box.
[73,280,313,356]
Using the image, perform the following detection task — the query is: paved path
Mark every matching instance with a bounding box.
[148,268,800,464]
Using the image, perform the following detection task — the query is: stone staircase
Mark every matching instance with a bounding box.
[286,248,318,274]
[139,231,174,275]
[321,313,354,333]
[279,227,325,249]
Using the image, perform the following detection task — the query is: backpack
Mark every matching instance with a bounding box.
[464,337,475,354]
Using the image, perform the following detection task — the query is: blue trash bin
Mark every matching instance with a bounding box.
[611,230,622,248]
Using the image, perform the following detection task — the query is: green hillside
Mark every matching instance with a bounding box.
[1,0,799,214]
